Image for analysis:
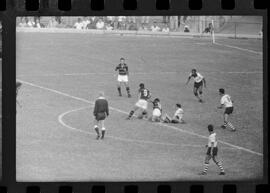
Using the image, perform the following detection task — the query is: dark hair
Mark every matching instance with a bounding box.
[139,83,144,88]
[154,98,160,102]
[176,103,181,108]
[208,124,214,132]
[120,57,125,61]
[191,69,197,72]
[219,88,225,94]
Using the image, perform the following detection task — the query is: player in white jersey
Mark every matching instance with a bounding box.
[186,69,206,103]
[163,104,185,123]
[199,124,225,175]
[218,88,236,131]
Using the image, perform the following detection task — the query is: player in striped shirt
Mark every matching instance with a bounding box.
[199,124,225,175]
[218,88,236,131]
[186,69,206,103]
[115,58,131,98]
[126,83,151,120]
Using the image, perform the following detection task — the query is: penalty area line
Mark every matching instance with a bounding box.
[17,79,263,157]
[213,42,262,55]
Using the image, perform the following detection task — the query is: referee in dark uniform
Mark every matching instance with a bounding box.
[93,92,109,140]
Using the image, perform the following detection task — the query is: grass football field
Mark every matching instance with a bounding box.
[16,32,263,181]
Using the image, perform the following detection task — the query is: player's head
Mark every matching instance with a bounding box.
[208,124,214,132]
[98,91,105,98]
[120,57,125,64]
[176,103,181,108]
[139,83,145,89]
[219,88,225,95]
[154,98,160,102]
[191,69,197,75]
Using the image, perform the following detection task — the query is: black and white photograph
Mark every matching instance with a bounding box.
[16,16,264,181]
[0,20,2,180]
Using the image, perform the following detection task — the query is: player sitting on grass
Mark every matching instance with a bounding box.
[162,103,185,124]
[199,124,225,175]
[115,57,131,98]
[186,69,206,103]
[149,98,162,122]
[126,83,151,120]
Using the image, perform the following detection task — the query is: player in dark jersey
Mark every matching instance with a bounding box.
[186,69,206,103]
[126,83,151,120]
[115,58,131,97]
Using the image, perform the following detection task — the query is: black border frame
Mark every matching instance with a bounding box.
[0,0,268,192]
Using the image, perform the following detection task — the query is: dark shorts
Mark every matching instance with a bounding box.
[95,112,106,121]
[206,147,218,156]
[194,81,203,89]
[224,107,234,115]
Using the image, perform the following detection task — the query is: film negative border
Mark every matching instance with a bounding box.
[0,0,268,193]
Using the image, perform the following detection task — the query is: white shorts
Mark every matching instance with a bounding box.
[117,75,128,82]
[152,108,161,117]
[135,99,148,110]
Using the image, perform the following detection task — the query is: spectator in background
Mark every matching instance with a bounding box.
[82,17,91,29]
[26,17,34,27]
[128,21,137,31]
[48,17,58,28]
[141,16,149,25]
[18,17,28,27]
[96,19,105,29]
[105,23,113,31]
[162,24,170,33]
[118,16,126,30]
[151,22,160,32]
[184,24,190,32]
[74,18,84,29]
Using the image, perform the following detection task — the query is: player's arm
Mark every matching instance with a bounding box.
[186,76,191,85]
[105,100,109,117]
[202,77,206,88]
[93,101,98,116]
[126,66,129,76]
[217,103,224,109]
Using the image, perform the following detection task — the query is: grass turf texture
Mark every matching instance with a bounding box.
[16,32,263,181]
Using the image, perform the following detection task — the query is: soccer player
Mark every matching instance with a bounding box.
[150,98,162,122]
[200,23,213,37]
[93,92,109,140]
[186,69,206,103]
[115,58,131,98]
[218,88,236,131]
[16,81,22,108]
[163,103,185,124]
[126,83,151,120]
[199,124,225,175]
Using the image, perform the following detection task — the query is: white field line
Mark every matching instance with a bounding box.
[16,71,263,78]
[58,107,221,148]
[17,79,263,157]
[213,42,263,55]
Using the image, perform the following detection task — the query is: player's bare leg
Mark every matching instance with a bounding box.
[198,85,204,103]
[193,87,203,102]
[100,120,106,139]
[117,82,122,96]
[94,120,100,140]
[124,82,131,98]
[213,156,225,175]
[126,106,139,120]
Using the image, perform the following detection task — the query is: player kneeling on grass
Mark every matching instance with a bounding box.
[186,69,206,103]
[199,124,225,175]
[150,98,162,122]
[218,88,236,131]
[163,103,185,124]
[126,83,151,120]
[93,92,109,140]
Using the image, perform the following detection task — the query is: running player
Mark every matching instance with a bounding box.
[150,98,162,122]
[218,88,236,131]
[115,58,131,97]
[186,69,206,103]
[126,83,151,120]
[163,103,185,123]
[199,124,225,175]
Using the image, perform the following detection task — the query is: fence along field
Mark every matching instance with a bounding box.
[16,28,263,181]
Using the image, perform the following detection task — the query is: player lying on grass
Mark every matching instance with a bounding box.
[115,57,131,98]
[186,69,206,103]
[126,83,151,120]
[218,88,236,131]
[162,103,185,124]
[149,98,162,122]
[93,92,109,140]
[199,124,225,175]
